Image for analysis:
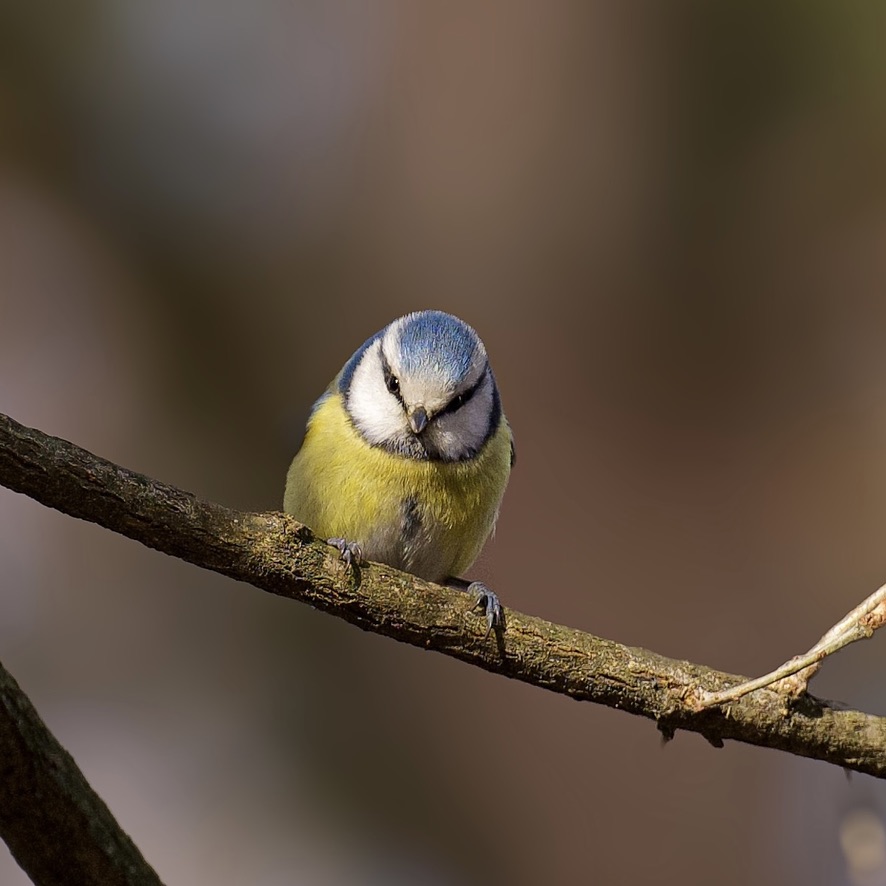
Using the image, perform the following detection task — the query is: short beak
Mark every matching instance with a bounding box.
[408,406,429,435]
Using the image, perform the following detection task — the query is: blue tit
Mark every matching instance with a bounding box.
[284,310,514,628]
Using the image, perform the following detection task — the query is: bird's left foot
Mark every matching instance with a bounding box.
[327,537,364,568]
[467,581,504,634]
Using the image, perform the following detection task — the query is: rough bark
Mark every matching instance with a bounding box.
[1,409,885,797]
[0,659,164,886]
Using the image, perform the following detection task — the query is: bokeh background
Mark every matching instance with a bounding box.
[3,2,886,884]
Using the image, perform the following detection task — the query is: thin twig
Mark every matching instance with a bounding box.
[695,585,886,709]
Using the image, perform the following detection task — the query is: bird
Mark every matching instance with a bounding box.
[284,310,514,629]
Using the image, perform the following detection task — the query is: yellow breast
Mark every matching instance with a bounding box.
[284,391,512,581]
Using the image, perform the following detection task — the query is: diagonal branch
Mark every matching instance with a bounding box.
[0,656,164,886]
[1,411,886,784]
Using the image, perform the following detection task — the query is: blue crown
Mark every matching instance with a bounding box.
[396,311,480,385]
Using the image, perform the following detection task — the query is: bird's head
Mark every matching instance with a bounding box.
[340,311,500,461]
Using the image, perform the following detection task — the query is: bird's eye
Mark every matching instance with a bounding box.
[451,393,466,411]
[385,372,400,396]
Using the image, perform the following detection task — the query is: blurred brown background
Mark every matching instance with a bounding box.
[3,2,886,884]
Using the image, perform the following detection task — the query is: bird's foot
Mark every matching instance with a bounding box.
[467,581,505,635]
[327,538,364,568]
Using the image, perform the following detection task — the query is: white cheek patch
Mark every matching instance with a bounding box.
[428,373,495,459]
[347,341,408,446]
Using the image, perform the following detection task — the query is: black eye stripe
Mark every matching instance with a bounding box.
[438,368,488,418]
[380,352,405,405]
[378,351,488,421]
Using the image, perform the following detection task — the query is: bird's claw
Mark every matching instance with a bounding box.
[327,537,364,568]
[468,581,504,635]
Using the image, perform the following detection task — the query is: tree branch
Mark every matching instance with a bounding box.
[2,410,886,785]
[0,657,164,886]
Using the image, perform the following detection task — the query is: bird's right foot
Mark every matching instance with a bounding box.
[327,538,364,568]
